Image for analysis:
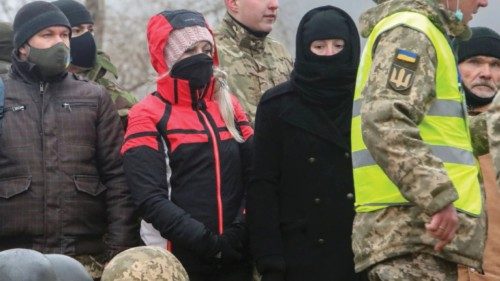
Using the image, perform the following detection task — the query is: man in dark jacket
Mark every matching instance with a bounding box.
[0,2,139,280]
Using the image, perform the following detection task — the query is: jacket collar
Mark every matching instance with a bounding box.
[219,13,266,52]
[156,75,216,107]
[280,93,350,151]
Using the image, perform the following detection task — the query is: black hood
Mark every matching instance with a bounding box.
[291,5,360,106]
[295,6,360,66]
[291,5,360,136]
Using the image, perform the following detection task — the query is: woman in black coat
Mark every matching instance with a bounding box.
[247,6,367,281]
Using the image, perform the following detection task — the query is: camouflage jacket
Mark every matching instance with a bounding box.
[215,13,293,122]
[488,93,500,187]
[81,50,138,127]
[353,0,485,272]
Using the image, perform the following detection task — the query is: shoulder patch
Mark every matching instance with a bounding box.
[387,49,420,93]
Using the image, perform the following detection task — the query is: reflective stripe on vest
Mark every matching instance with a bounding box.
[351,12,482,216]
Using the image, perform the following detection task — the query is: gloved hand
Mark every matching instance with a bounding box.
[220,223,247,253]
[216,233,243,265]
[204,233,242,266]
[261,271,285,281]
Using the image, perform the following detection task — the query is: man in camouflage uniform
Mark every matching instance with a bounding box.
[0,22,13,74]
[454,27,500,281]
[101,246,189,281]
[215,0,293,122]
[352,0,488,280]
[52,0,138,128]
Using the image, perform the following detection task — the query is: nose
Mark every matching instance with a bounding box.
[268,0,279,10]
[324,43,336,56]
[479,0,488,7]
[479,64,492,80]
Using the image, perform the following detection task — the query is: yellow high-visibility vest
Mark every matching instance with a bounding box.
[351,12,482,216]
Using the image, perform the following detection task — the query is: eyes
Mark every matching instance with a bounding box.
[71,25,94,37]
[310,39,346,56]
[40,31,70,39]
[466,57,500,70]
[183,42,213,57]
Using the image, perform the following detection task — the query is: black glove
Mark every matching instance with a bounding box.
[261,271,285,281]
[220,223,247,252]
[216,233,243,265]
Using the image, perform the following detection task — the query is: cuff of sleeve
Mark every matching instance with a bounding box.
[424,187,459,215]
[256,255,286,275]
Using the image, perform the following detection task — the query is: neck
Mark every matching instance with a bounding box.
[228,13,269,38]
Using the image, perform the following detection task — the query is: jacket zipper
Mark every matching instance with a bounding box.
[199,110,224,235]
[39,81,48,249]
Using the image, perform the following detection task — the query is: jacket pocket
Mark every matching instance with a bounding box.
[0,176,31,199]
[62,175,107,235]
[56,100,97,146]
[74,175,106,196]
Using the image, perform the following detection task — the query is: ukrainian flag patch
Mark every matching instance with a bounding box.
[396,49,418,63]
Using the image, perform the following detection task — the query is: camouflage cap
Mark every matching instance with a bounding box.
[101,246,189,281]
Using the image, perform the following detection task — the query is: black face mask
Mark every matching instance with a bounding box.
[70,31,96,69]
[170,53,213,90]
[464,84,496,108]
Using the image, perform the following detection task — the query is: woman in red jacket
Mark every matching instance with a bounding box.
[121,9,253,281]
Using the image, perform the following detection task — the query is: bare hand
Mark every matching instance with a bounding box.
[425,204,459,252]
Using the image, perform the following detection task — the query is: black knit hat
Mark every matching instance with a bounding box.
[13,1,71,49]
[52,0,94,27]
[455,27,500,63]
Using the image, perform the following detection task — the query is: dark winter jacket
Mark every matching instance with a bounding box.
[0,55,139,259]
[248,82,366,281]
[121,10,253,275]
[247,6,367,281]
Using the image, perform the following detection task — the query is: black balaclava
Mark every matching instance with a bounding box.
[291,6,360,134]
[52,0,96,70]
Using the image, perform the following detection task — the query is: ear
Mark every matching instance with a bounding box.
[18,44,30,60]
[225,0,239,14]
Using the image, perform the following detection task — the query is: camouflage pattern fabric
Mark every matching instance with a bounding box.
[215,13,293,122]
[74,254,106,280]
[101,246,188,281]
[487,92,500,187]
[81,50,138,127]
[469,112,489,157]
[368,253,457,281]
[353,0,485,273]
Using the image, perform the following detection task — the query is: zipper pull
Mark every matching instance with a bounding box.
[39,82,45,94]
[62,102,72,112]
[12,105,26,112]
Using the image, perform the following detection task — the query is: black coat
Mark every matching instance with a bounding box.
[248,81,366,281]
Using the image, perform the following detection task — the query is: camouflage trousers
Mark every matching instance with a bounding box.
[368,253,457,281]
[74,254,105,281]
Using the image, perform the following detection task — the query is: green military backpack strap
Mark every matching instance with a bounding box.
[351,12,482,216]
